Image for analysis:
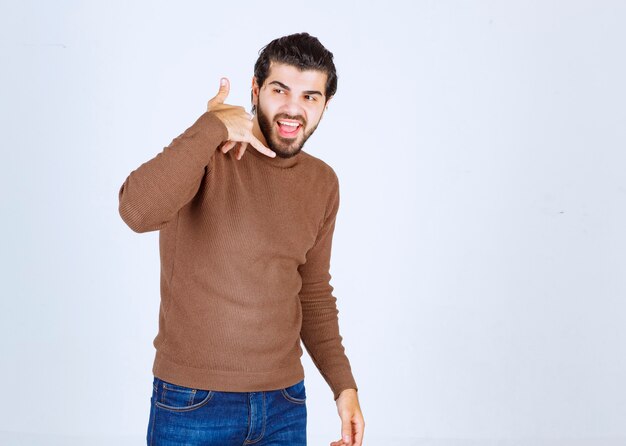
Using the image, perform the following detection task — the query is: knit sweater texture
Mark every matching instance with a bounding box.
[118,111,357,400]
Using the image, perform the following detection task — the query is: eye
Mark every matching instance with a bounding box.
[304,95,317,102]
[273,88,285,94]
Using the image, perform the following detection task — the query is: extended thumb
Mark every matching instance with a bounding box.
[217,77,229,98]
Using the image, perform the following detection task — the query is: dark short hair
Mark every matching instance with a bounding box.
[252,32,337,114]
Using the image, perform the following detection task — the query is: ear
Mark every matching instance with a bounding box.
[323,95,333,113]
[320,96,333,119]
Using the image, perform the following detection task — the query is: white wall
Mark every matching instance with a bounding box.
[1,0,625,445]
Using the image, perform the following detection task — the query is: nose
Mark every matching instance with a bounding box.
[281,95,304,117]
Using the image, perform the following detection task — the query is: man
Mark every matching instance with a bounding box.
[119,33,364,446]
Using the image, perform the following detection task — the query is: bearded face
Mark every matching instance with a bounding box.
[256,100,320,158]
[252,63,329,158]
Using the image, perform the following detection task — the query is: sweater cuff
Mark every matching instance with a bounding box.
[332,376,359,401]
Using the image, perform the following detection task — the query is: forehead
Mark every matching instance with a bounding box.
[264,62,327,95]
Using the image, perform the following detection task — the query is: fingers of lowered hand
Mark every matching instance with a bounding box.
[353,417,365,446]
[341,417,353,446]
[337,407,365,446]
[346,413,365,446]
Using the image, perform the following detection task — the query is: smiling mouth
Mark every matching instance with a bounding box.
[276,120,302,138]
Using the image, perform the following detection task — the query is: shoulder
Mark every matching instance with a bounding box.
[299,150,339,190]
[299,150,340,219]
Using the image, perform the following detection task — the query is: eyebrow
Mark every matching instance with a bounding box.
[268,80,324,97]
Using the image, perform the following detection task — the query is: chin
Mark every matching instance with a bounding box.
[269,137,305,158]
[273,147,302,159]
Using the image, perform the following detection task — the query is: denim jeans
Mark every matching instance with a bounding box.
[147,376,307,445]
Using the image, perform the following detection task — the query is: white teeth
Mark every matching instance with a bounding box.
[279,121,299,127]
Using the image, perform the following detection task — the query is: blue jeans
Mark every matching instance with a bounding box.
[147,376,307,445]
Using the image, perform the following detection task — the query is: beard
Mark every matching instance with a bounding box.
[256,99,320,159]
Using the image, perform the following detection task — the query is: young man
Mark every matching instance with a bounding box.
[119,33,364,446]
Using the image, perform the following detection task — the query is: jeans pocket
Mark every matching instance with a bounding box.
[153,377,214,412]
[281,379,306,404]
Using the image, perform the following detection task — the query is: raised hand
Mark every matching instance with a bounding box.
[207,77,276,160]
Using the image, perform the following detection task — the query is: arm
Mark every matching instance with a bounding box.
[118,111,228,233]
[299,177,365,445]
[118,78,274,233]
[298,175,358,401]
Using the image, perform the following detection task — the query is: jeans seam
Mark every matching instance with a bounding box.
[243,392,266,444]
[154,391,214,412]
[281,389,306,405]
[149,390,157,446]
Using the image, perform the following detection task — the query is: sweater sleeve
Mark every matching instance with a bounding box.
[118,111,228,233]
[298,176,358,401]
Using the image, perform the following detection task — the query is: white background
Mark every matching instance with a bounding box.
[1,1,625,445]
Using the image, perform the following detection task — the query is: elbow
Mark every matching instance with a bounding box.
[118,202,160,233]
[118,184,161,233]
[119,203,147,233]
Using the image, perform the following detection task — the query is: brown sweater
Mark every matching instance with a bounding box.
[118,111,357,400]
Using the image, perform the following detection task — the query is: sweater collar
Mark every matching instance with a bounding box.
[247,145,301,168]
